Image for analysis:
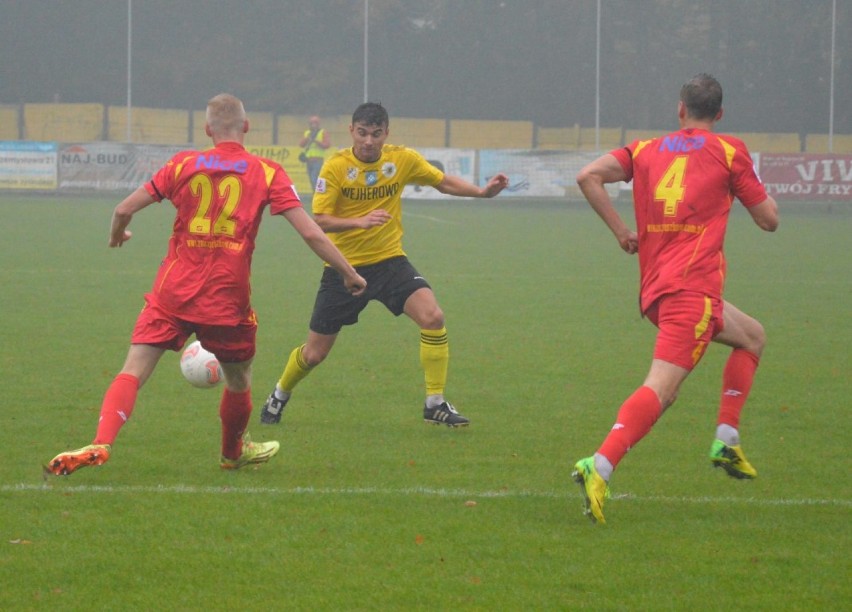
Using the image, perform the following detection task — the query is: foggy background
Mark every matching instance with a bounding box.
[1,0,848,135]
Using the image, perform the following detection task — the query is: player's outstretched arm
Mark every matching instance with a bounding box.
[283,207,367,296]
[109,186,157,247]
[576,154,637,254]
[747,196,779,232]
[434,173,509,198]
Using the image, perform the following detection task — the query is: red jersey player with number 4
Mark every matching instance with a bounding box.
[46,93,365,476]
[572,74,779,524]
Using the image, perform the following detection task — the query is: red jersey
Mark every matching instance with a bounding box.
[143,141,302,325]
[611,128,767,313]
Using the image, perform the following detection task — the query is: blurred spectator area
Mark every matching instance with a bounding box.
[4,103,851,153]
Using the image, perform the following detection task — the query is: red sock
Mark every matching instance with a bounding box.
[597,385,662,469]
[718,349,760,429]
[220,388,252,460]
[93,373,140,445]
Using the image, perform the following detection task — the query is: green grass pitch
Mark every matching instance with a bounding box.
[0,193,849,609]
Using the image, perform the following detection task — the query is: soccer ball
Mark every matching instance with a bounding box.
[179,341,223,388]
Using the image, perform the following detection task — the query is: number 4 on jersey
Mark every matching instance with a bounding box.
[654,156,688,217]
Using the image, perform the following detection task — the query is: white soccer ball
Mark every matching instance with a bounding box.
[179,341,223,388]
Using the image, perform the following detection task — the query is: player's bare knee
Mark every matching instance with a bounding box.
[221,364,251,392]
[301,347,329,367]
[426,314,445,329]
[416,307,445,329]
[744,319,767,356]
[313,351,329,366]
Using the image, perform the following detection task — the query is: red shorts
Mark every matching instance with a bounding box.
[130,298,257,363]
[645,292,723,371]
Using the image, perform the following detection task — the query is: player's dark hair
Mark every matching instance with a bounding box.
[352,102,389,128]
[680,73,723,120]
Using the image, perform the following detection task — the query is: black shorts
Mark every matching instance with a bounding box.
[309,256,431,335]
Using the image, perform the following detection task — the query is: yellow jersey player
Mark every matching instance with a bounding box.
[261,101,508,427]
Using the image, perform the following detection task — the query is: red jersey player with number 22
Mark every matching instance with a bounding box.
[46,93,365,476]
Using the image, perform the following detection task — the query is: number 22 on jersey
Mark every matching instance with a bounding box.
[188,174,242,237]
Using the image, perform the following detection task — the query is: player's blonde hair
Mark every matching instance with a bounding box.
[206,93,246,136]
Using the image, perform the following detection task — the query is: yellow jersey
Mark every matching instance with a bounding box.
[312,145,444,266]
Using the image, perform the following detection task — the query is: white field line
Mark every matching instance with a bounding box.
[3,482,849,508]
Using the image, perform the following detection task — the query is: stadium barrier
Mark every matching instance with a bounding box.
[536,126,624,150]
[2,140,849,201]
[449,119,535,149]
[23,103,104,142]
[7,103,852,154]
[805,133,852,153]
[106,105,190,144]
[726,131,802,153]
[0,105,21,140]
